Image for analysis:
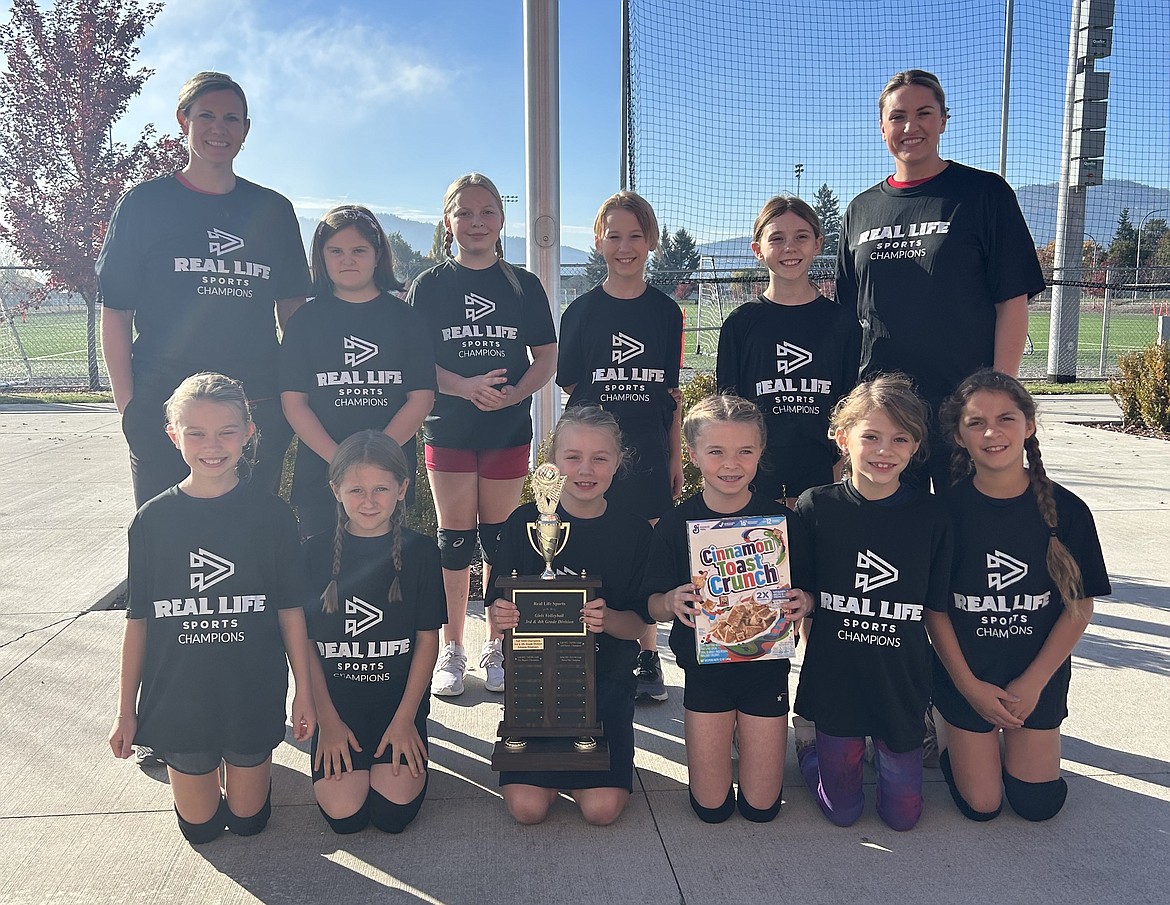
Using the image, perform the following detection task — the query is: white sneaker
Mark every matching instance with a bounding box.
[479,639,504,693]
[433,642,467,696]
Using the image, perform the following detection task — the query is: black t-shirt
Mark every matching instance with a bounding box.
[793,481,953,751]
[942,477,1110,690]
[304,528,446,716]
[836,162,1045,405]
[97,174,312,400]
[642,492,801,672]
[486,501,654,690]
[126,482,308,754]
[278,292,436,501]
[407,259,557,449]
[716,295,861,498]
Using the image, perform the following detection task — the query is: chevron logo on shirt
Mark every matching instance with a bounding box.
[343,335,379,367]
[207,228,245,256]
[987,550,1029,590]
[611,332,645,364]
[190,548,235,592]
[775,341,813,375]
[855,549,899,593]
[465,292,496,321]
[344,596,384,637]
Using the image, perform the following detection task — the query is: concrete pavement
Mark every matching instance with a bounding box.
[0,396,1167,905]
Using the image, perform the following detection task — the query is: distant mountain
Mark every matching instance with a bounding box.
[1015,179,1170,247]
[296,213,588,265]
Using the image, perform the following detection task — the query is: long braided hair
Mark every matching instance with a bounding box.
[320,430,410,613]
[441,172,524,297]
[940,369,1085,617]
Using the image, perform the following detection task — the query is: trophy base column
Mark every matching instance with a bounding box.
[491,728,610,772]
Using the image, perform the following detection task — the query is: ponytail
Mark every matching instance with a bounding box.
[1024,434,1086,619]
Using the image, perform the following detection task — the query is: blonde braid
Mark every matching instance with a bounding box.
[388,503,405,604]
[444,227,455,259]
[321,503,347,614]
[1025,435,1085,618]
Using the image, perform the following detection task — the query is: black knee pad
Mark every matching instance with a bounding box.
[689,786,736,824]
[1003,770,1068,822]
[318,801,370,835]
[437,528,478,570]
[478,522,506,565]
[939,749,1001,822]
[369,778,428,834]
[226,787,272,836]
[736,787,782,823]
[176,798,227,845]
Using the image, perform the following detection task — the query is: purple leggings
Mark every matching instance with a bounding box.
[797,730,924,831]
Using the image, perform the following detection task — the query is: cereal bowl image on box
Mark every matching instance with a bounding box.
[708,589,792,659]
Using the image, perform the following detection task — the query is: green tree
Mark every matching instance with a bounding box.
[649,226,675,286]
[1138,218,1168,270]
[812,183,842,256]
[385,230,431,282]
[650,226,700,295]
[0,0,186,388]
[1107,208,1138,268]
[583,246,608,286]
[429,219,446,261]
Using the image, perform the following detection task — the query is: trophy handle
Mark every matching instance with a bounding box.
[556,522,570,556]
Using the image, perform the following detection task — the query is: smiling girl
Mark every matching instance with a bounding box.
[280,205,435,539]
[928,370,1109,822]
[792,374,951,831]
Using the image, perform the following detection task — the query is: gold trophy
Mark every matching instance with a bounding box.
[526,463,571,579]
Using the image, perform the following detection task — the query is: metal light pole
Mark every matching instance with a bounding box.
[1136,207,1169,274]
[501,194,519,262]
[794,163,804,197]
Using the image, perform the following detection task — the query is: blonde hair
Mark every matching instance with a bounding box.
[940,369,1086,618]
[830,374,929,471]
[177,71,248,118]
[878,69,949,120]
[752,195,822,244]
[683,393,766,450]
[164,372,257,475]
[321,431,410,613]
[593,191,660,249]
[442,173,523,297]
[552,405,626,471]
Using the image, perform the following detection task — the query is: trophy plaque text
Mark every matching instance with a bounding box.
[490,465,609,772]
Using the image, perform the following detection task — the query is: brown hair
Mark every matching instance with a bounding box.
[940,369,1086,617]
[164,371,257,475]
[321,431,411,613]
[683,393,766,450]
[177,71,248,119]
[442,172,523,297]
[830,373,930,472]
[752,195,823,244]
[878,69,949,120]
[310,204,403,295]
[593,191,660,249]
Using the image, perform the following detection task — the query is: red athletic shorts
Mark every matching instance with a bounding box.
[424,444,530,480]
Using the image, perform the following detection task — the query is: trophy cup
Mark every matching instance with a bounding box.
[490,464,608,772]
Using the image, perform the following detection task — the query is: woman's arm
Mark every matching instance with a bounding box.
[109,618,147,757]
[280,391,340,463]
[100,308,135,413]
[384,390,435,447]
[1004,600,1094,722]
[278,607,317,741]
[992,295,1029,377]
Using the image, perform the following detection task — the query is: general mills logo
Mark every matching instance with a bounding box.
[465,293,495,321]
[207,227,244,256]
[987,550,1028,590]
[190,548,235,592]
[855,549,899,593]
[775,341,813,375]
[344,596,383,637]
[343,335,379,367]
[611,332,645,364]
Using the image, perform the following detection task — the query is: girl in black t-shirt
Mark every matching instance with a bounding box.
[109,373,316,845]
[647,395,813,824]
[929,370,1109,822]
[305,431,444,835]
[488,406,655,825]
[407,173,557,701]
[793,374,951,831]
[281,204,435,538]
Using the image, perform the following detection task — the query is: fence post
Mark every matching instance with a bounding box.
[1099,266,1112,376]
[1160,315,1170,344]
[0,287,35,384]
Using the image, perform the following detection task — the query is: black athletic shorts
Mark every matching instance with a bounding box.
[683,658,791,717]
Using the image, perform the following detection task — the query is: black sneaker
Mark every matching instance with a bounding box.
[635,650,668,702]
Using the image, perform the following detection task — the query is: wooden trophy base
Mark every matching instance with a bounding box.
[490,724,610,772]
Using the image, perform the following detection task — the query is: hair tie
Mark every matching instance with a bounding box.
[1049,528,1059,537]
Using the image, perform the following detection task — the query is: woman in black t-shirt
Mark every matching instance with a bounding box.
[929,371,1109,822]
